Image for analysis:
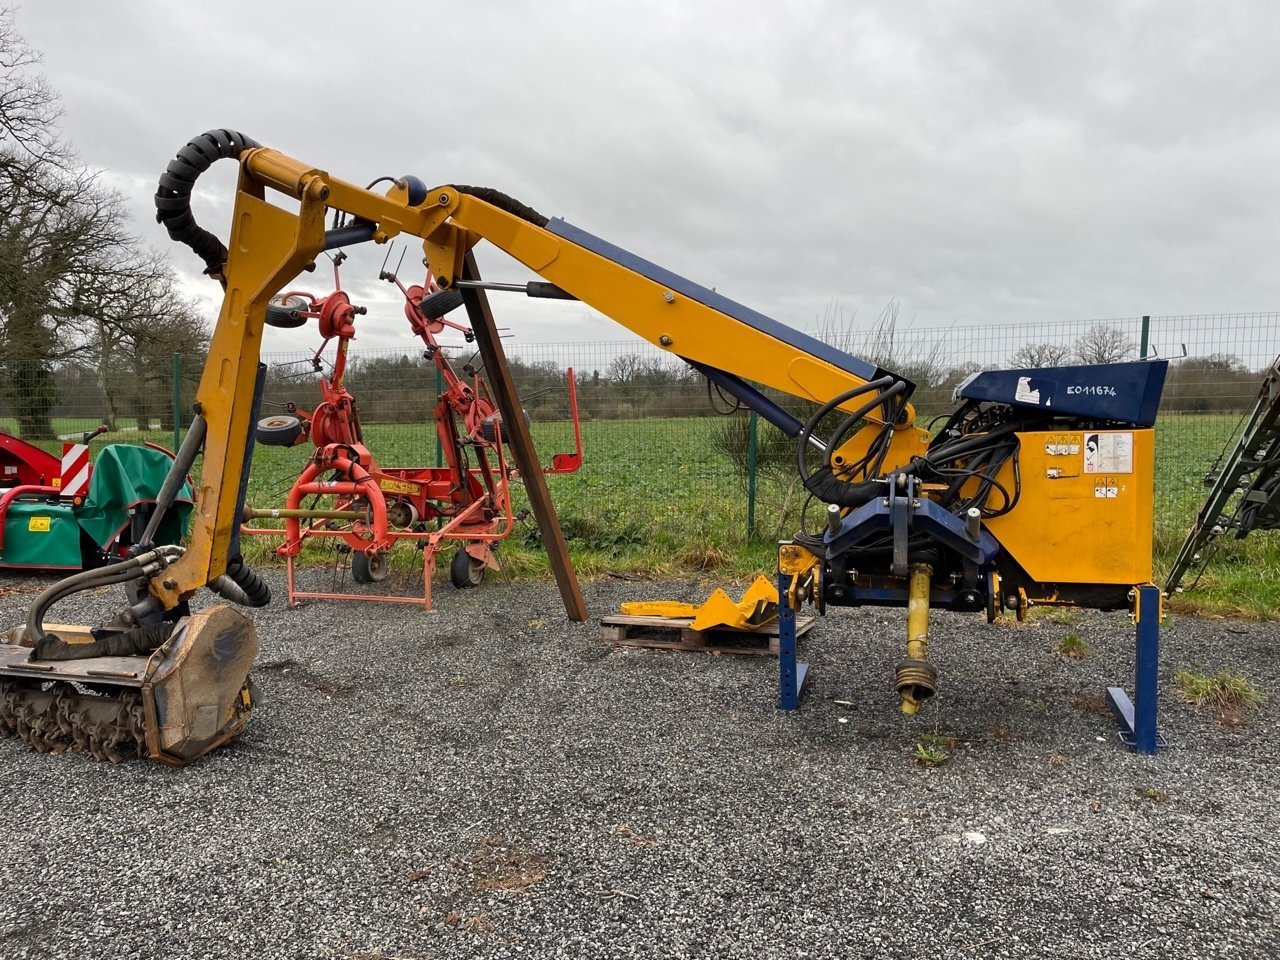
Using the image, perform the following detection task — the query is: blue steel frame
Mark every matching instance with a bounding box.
[1105,583,1165,754]
[777,571,809,710]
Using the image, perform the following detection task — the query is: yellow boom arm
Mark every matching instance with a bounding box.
[153,134,929,608]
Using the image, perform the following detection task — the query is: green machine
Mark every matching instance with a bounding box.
[0,440,193,571]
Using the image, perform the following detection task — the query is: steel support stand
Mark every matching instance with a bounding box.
[1106,583,1166,754]
[459,252,588,622]
[777,572,809,710]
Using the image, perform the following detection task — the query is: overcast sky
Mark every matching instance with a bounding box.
[11,1,1280,358]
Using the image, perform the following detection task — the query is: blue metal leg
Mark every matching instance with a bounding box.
[777,572,809,710]
[1105,583,1165,754]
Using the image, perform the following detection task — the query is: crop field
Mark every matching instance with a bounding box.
[11,411,1279,617]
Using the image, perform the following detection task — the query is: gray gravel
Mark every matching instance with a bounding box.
[0,569,1277,959]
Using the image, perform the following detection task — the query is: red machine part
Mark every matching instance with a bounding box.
[0,428,181,563]
[242,267,583,609]
[0,432,60,489]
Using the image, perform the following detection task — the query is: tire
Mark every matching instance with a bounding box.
[480,409,530,445]
[256,414,304,447]
[266,295,310,328]
[450,548,486,588]
[419,289,465,319]
[351,550,390,584]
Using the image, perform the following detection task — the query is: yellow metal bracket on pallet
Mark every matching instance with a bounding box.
[620,575,779,632]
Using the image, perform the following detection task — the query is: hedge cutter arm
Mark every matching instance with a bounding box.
[150,132,930,610]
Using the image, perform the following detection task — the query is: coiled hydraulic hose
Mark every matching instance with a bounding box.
[149,131,276,613]
[208,555,271,608]
[154,129,260,277]
[796,376,906,508]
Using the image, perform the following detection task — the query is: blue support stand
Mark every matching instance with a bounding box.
[777,572,809,710]
[1105,583,1166,754]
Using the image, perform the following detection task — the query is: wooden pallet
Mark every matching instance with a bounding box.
[599,614,815,656]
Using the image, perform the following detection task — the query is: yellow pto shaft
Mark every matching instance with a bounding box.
[896,563,939,714]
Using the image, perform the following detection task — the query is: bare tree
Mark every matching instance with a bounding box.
[0,6,61,162]
[1009,342,1073,368]
[1073,324,1136,365]
[0,9,208,437]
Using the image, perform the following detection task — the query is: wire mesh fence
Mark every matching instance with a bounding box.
[2,312,1277,565]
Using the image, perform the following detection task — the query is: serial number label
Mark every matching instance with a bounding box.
[1066,385,1118,396]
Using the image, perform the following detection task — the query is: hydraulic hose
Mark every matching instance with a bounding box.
[823,380,910,470]
[155,129,261,276]
[208,555,271,608]
[154,133,273,608]
[32,622,176,662]
[452,186,549,227]
[24,547,183,648]
[796,377,900,509]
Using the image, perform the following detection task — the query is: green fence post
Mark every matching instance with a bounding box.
[172,352,181,451]
[1140,315,1150,360]
[435,364,444,467]
[746,410,758,540]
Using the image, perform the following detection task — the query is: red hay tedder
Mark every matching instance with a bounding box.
[241,258,582,609]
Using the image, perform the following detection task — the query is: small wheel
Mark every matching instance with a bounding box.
[266,295,310,328]
[352,550,390,584]
[480,409,531,445]
[256,414,304,447]
[418,289,465,319]
[450,548,486,588]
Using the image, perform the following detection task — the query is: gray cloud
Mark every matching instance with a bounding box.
[13,0,1280,357]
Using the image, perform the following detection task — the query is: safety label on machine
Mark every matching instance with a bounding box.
[1083,432,1133,474]
[1094,477,1120,499]
[28,516,50,532]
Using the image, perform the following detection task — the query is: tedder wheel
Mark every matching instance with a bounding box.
[265,295,309,328]
[351,550,390,584]
[450,548,486,589]
[418,288,465,319]
[256,414,304,447]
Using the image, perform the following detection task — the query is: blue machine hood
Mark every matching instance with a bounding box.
[954,360,1168,426]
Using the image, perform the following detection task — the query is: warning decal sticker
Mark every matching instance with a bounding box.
[1083,432,1133,475]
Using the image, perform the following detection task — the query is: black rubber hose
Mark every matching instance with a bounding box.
[795,377,901,509]
[452,186,548,227]
[796,376,897,481]
[31,622,176,662]
[24,561,153,648]
[823,381,909,470]
[802,468,884,509]
[155,129,261,276]
[223,554,271,607]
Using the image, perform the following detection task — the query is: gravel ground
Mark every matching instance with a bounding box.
[0,568,1277,959]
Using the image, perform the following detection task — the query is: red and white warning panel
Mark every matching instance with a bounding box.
[60,443,91,498]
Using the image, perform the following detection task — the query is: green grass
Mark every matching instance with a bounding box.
[9,411,1278,617]
[1054,633,1091,659]
[1174,668,1263,712]
[911,733,954,768]
[1153,413,1280,618]
[233,417,784,581]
